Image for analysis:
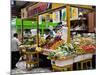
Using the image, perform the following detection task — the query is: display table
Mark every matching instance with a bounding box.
[74,53,93,62]
[19,46,95,71]
[50,53,95,71]
[51,57,74,71]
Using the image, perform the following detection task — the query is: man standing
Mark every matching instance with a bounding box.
[11,33,21,69]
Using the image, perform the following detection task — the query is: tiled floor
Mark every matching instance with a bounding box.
[11,67,52,75]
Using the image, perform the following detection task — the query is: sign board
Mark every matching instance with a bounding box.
[53,11,60,23]
[39,15,42,24]
[61,8,67,21]
[27,3,51,17]
[70,7,78,19]
[21,8,28,19]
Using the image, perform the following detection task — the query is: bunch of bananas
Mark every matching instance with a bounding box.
[36,46,43,52]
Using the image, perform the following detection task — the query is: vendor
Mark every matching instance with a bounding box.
[11,33,21,69]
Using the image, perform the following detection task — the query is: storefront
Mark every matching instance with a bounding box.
[11,1,96,74]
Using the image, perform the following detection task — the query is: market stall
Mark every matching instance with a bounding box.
[18,2,96,71]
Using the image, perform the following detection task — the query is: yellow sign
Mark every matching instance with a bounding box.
[52,3,65,9]
[70,7,78,19]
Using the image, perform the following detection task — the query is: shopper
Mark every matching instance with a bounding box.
[11,33,21,69]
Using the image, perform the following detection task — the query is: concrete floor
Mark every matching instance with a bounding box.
[11,67,52,75]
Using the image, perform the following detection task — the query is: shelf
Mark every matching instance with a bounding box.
[70,30,88,33]
[26,61,39,64]
[69,4,94,10]
[25,51,39,54]
[70,18,86,21]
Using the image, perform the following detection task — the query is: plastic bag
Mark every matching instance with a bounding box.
[16,61,26,70]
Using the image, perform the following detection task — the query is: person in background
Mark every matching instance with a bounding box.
[48,26,56,37]
[11,33,21,69]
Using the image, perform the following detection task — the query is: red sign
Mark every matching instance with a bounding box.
[27,3,51,17]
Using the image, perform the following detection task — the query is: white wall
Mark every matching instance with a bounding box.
[11,18,16,38]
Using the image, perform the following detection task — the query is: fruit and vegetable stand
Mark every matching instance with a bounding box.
[19,46,95,71]
[19,3,96,71]
[19,37,95,71]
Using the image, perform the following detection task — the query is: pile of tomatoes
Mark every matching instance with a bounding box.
[80,45,96,53]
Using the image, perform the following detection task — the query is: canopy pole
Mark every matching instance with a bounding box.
[21,19,24,43]
[36,15,39,47]
[66,5,71,44]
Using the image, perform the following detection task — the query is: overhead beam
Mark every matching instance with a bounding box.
[69,4,94,10]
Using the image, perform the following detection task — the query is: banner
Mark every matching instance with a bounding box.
[70,7,78,19]
[61,8,67,21]
[53,11,60,23]
[39,15,42,24]
[27,3,51,17]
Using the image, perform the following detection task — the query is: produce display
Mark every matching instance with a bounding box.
[23,39,33,45]
[47,43,75,60]
[72,34,96,54]
[50,40,64,50]
[21,32,96,60]
[23,35,37,45]
[47,34,96,60]
[23,34,46,46]
[36,36,46,46]
[21,28,96,62]
[43,36,64,49]
[20,44,43,53]
[80,45,95,53]
[36,45,43,52]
